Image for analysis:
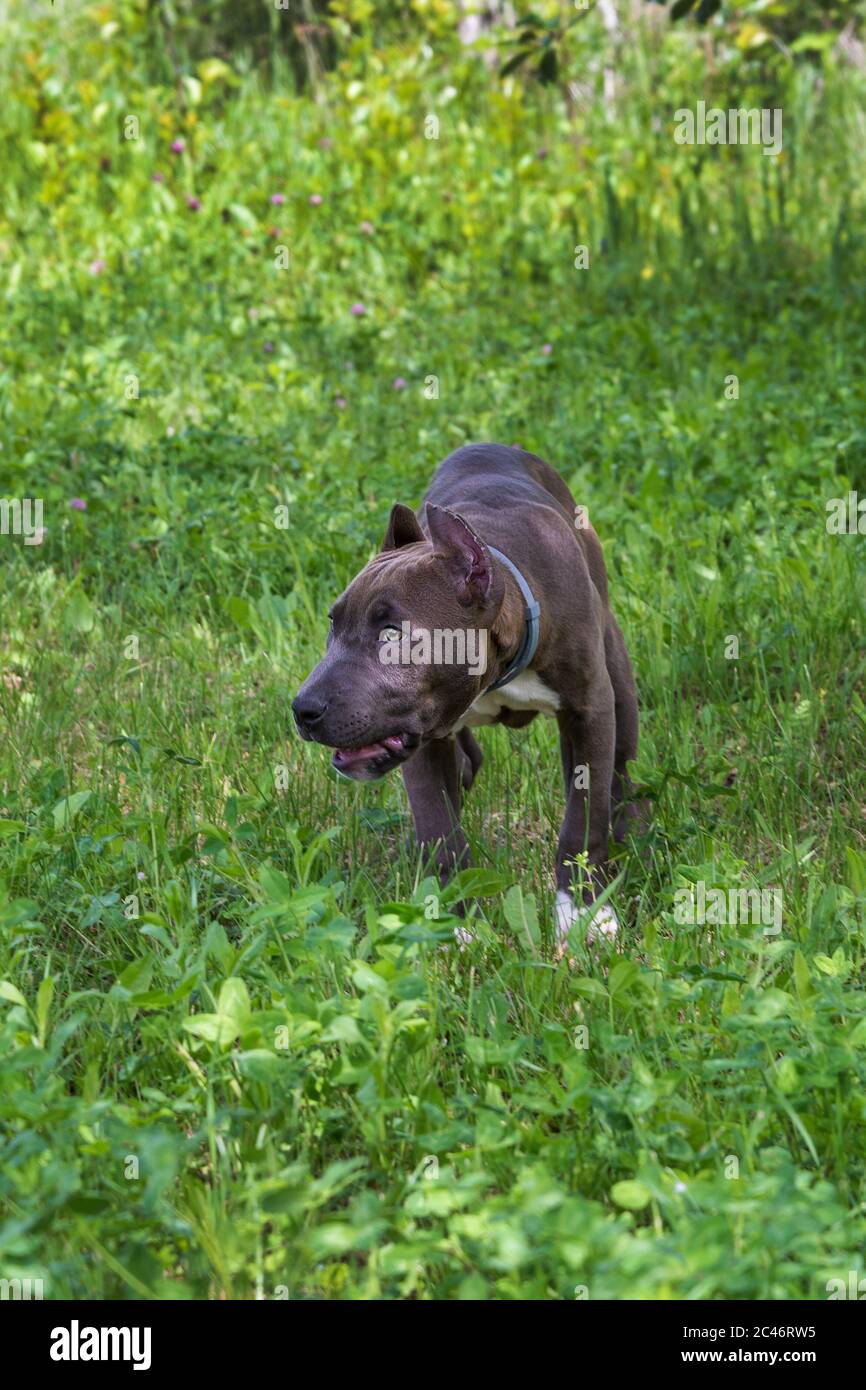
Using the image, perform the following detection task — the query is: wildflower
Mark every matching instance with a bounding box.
[171,138,185,154]
[270,193,285,205]
[309,193,323,206]
[350,303,366,317]
[69,498,87,511]
[392,377,407,390]
[87,259,106,276]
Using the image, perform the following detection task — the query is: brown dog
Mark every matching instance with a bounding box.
[293,443,639,948]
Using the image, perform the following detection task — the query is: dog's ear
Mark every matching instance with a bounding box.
[426,504,492,606]
[382,503,424,551]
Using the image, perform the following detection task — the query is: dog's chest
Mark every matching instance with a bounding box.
[452,671,561,732]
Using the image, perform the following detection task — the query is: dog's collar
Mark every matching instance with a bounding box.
[485,547,541,692]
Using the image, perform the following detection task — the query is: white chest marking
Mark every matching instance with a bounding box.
[452,671,561,733]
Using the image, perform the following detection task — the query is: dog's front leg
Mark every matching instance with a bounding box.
[401,737,469,881]
[555,680,617,949]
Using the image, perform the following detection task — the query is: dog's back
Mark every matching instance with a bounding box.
[423,442,609,609]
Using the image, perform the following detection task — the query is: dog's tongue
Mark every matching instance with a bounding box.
[340,741,382,758]
[335,734,405,760]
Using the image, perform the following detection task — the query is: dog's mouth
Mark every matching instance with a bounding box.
[332,731,417,780]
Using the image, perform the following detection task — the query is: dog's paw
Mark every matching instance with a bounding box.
[555,890,580,947]
[554,891,619,957]
[584,904,620,945]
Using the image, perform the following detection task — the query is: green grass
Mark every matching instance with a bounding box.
[1,1,866,1299]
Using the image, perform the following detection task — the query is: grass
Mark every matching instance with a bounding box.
[1,1,866,1299]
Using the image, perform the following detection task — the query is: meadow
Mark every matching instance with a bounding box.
[1,0,866,1299]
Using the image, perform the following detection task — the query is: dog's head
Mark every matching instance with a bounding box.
[292,503,512,779]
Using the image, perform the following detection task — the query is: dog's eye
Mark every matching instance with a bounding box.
[379,626,401,643]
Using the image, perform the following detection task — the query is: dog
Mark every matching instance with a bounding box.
[293,443,639,950]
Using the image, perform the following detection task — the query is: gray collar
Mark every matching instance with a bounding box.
[485,547,541,692]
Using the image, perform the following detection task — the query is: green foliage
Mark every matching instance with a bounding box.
[665,0,857,48]
[1,0,865,1299]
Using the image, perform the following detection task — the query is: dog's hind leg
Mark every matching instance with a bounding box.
[456,728,482,792]
[554,668,618,952]
[605,616,640,841]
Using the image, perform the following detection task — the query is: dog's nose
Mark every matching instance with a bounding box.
[292,693,327,733]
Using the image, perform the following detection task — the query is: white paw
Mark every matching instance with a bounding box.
[555,890,580,944]
[555,891,619,954]
[585,904,620,945]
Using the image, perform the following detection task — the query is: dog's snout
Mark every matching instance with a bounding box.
[292,692,328,734]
